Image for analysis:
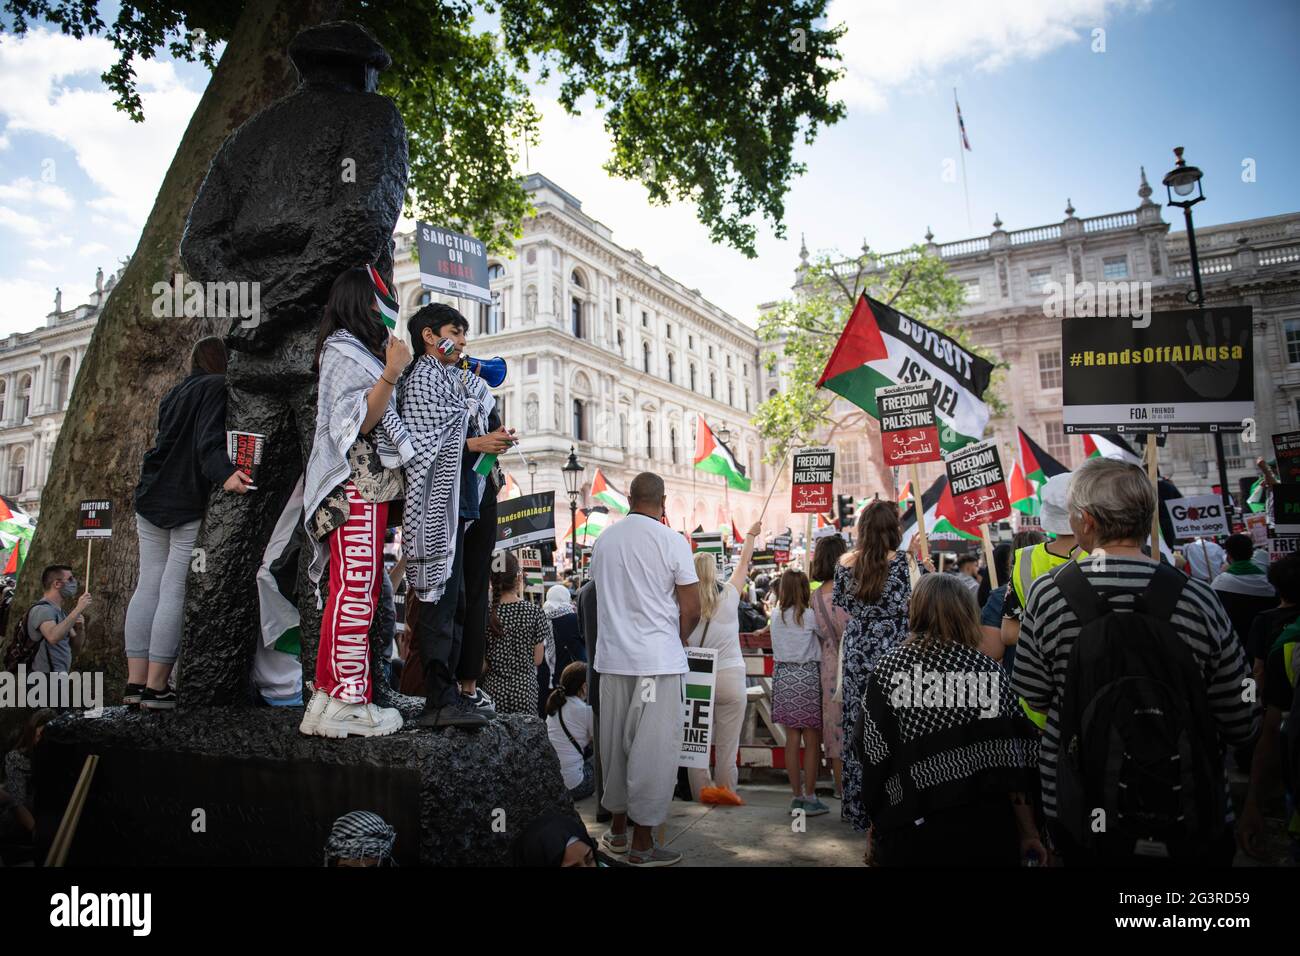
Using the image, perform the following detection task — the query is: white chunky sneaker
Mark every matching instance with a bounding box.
[314,698,403,738]
[299,689,329,736]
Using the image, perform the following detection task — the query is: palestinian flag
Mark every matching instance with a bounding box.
[1008,458,1039,516]
[1018,427,1069,486]
[592,469,630,514]
[899,474,981,550]
[499,472,521,501]
[814,513,838,540]
[0,495,35,576]
[694,415,751,491]
[816,295,994,453]
[897,480,913,509]
[1246,476,1266,513]
[731,519,743,546]
[368,264,399,330]
[1083,433,1142,466]
[568,506,610,541]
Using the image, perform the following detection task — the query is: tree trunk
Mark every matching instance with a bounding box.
[17,0,344,683]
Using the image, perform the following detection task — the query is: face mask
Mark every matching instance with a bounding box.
[60,579,78,598]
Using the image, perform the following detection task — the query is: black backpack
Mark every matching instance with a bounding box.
[1,600,49,674]
[1052,560,1227,861]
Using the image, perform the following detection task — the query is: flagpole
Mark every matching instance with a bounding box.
[1146,437,1160,558]
[909,462,930,564]
[758,449,791,523]
[981,523,998,589]
[955,88,972,234]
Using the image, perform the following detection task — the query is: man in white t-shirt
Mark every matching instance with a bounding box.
[590,471,700,866]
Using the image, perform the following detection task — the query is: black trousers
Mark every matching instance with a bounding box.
[1047,820,1236,867]
[416,522,466,708]
[456,480,497,683]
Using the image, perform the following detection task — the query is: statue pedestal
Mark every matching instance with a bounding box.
[36,706,574,866]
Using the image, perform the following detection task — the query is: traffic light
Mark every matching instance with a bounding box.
[836,494,855,528]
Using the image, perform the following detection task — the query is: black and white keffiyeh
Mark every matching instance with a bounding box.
[325,810,397,866]
[399,354,494,603]
[303,330,414,586]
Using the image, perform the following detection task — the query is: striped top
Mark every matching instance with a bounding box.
[1010,557,1259,821]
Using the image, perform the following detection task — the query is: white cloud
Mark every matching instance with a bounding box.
[24,257,55,273]
[79,241,110,257]
[0,133,9,150]
[28,233,72,250]
[0,276,60,336]
[0,205,43,236]
[0,176,74,210]
[827,0,1147,110]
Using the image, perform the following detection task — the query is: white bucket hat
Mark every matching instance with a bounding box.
[1039,472,1074,536]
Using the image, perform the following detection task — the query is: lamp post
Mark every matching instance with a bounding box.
[1162,147,1233,524]
[527,458,538,495]
[562,446,585,580]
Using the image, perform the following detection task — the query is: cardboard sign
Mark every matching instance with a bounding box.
[1273,483,1300,536]
[691,531,726,571]
[1270,535,1298,561]
[679,647,718,770]
[1165,494,1231,542]
[415,221,491,304]
[1245,512,1269,548]
[1274,431,1300,484]
[876,381,941,465]
[751,549,777,570]
[76,500,112,539]
[1062,306,1254,434]
[791,447,835,514]
[495,492,556,550]
[943,439,1011,527]
[227,431,266,488]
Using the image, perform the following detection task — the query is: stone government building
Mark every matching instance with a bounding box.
[7,170,1298,542]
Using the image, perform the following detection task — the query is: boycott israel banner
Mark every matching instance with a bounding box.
[76,499,113,539]
[679,647,718,770]
[415,221,491,304]
[877,381,941,465]
[1164,494,1231,542]
[494,492,556,550]
[1062,306,1254,434]
[791,446,835,514]
[1273,431,1300,484]
[943,439,1011,531]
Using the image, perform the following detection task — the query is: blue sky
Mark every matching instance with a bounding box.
[0,0,1296,335]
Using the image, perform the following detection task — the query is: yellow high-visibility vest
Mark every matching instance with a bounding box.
[1011,542,1088,608]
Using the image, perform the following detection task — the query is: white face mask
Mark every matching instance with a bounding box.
[60,578,78,598]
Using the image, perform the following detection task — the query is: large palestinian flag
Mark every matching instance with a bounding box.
[816,295,994,453]
[899,474,981,550]
[1083,432,1142,466]
[566,506,611,542]
[591,469,630,514]
[694,415,751,491]
[0,495,35,576]
[1018,427,1068,487]
[1008,458,1038,516]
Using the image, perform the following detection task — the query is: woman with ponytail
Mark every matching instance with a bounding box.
[481,551,552,716]
[832,499,912,834]
[545,662,594,800]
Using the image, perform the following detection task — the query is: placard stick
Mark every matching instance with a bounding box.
[84,539,93,593]
[45,754,99,867]
[981,523,999,589]
[757,450,791,523]
[1146,438,1160,557]
[909,462,929,563]
[804,514,813,573]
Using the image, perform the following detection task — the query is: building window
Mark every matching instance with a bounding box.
[745,389,750,412]
[642,311,648,328]
[666,323,672,340]
[1028,268,1052,293]
[572,400,586,442]
[709,372,716,400]
[419,290,432,307]
[615,298,622,315]
[689,364,697,392]
[671,428,679,464]
[643,342,652,374]
[1044,419,1072,466]
[768,387,778,399]
[645,421,654,459]
[1102,256,1129,280]
[17,375,31,421]
[7,446,25,496]
[488,263,505,281]
[0,380,6,421]
[728,382,734,406]
[962,278,982,302]
[619,413,628,450]
[667,353,675,384]
[743,362,748,377]
[688,334,694,349]
[526,357,538,377]
[1038,349,1063,390]
[725,354,731,369]
[839,441,863,487]
[1286,319,1300,365]
[708,344,714,359]
[1222,432,1244,470]
[616,329,625,356]
[571,297,583,338]
[54,357,71,409]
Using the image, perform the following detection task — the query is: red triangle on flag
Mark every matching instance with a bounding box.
[816,295,890,387]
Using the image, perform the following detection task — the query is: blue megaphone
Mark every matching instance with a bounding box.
[459,355,507,388]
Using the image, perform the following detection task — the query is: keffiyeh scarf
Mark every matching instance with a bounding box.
[400,355,494,602]
[304,330,414,587]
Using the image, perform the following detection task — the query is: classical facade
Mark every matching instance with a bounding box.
[767,171,1300,510]
[0,267,119,515]
[390,173,779,543]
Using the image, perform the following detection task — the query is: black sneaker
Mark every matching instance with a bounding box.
[140,687,178,711]
[123,683,146,707]
[417,694,489,729]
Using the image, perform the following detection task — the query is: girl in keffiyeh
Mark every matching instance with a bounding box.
[300,266,414,740]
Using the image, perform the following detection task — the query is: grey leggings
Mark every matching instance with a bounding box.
[124,515,200,665]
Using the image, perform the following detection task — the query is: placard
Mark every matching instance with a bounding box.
[1061,306,1254,434]
[679,647,718,770]
[227,431,266,489]
[415,221,491,304]
[1245,512,1268,548]
[876,381,941,465]
[791,447,835,514]
[691,531,726,571]
[76,500,112,540]
[751,549,777,570]
[1274,431,1300,484]
[1273,483,1300,537]
[1164,494,1231,542]
[494,492,556,550]
[1270,535,1298,561]
[943,439,1011,527]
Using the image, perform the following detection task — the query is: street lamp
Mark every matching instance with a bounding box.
[1162,147,1232,523]
[714,424,733,529]
[716,423,732,446]
[527,458,538,495]
[562,446,585,580]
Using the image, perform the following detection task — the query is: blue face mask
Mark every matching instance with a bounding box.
[60,578,78,598]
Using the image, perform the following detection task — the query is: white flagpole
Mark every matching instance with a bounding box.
[955,88,972,234]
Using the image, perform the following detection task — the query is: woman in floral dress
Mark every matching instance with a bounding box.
[832,500,912,832]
